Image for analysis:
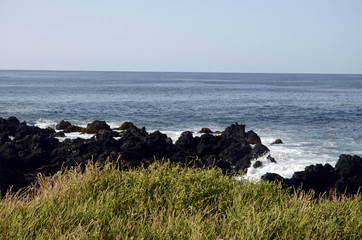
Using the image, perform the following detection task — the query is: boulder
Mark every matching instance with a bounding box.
[271,139,283,144]
[246,130,261,144]
[55,120,72,130]
[253,160,262,168]
[116,122,134,130]
[63,125,83,133]
[261,173,285,183]
[86,120,110,131]
[198,128,213,134]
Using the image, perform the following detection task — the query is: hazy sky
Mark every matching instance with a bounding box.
[1,0,362,73]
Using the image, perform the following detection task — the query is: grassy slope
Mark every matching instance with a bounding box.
[0,161,361,240]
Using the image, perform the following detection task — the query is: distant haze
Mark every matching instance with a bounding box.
[1,0,362,74]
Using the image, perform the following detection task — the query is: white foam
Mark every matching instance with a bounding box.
[244,134,339,180]
[55,132,94,142]
[33,120,347,180]
[158,130,184,143]
[34,118,57,129]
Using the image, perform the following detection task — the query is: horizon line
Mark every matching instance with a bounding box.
[0,68,361,75]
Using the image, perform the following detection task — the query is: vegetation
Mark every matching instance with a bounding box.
[0,160,361,239]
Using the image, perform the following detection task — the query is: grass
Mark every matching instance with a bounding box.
[0,160,361,239]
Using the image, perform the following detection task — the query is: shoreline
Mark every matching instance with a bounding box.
[0,116,361,196]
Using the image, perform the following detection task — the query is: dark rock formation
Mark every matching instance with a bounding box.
[0,118,269,194]
[4,116,360,197]
[261,154,362,195]
[55,120,71,130]
[116,122,134,130]
[253,161,262,168]
[172,123,269,174]
[198,128,213,134]
[246,130,261,144]
[261,173,286,183]
[64,125,83,133]
[267,155,277,163]
[271,139,283,144]
[81,120,111,134]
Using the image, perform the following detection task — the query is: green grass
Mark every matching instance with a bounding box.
[0,160,361,239]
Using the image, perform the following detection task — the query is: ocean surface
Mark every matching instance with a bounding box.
[1,70,361,179]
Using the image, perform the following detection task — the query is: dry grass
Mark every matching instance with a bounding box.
[0,160,361,239]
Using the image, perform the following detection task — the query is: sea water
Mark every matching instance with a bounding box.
[1,70,361,179]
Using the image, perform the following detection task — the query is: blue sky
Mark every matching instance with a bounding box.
[1,0,361,73]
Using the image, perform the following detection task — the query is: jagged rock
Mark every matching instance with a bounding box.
[246,130,261,144]
[223,123,246,139]
[2,117,361,197]
[267,154,277,163]
[335,154,362,178]
[334,155,362,194]
[116,122,134,130]
[0,134,11,143]
[175,131,200,152]
[335,175,362,194]
[219,141,251,166]
[253,161,262,168]
[262,154,362,195]
[53,131,65,137]
[0,116,23,136]
[243,144,270,162]
[291,164,338,195]
[196,134,219,156]
[55,120,72,130]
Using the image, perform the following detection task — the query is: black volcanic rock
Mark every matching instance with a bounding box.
[0,116,23,136]
[253,161,262,168]
[335,154,362,178]
[3,116,360,197]
[222,123,246,139]
[86,120,110,131]
[55,120,72,130]
[196,134,220,156]
[246,130,261,144]
[261,154,362,195]
[175,131,200,152]
[261,173,285,183]
[291,163,338,195]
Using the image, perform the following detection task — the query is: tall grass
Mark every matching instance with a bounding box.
[0,160,361,239]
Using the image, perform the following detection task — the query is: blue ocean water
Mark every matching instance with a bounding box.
[1,70,361,178]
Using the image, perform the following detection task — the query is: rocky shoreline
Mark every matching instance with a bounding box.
[0,116,361,195]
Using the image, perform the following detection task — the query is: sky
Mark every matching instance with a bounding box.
[1,0,362,74]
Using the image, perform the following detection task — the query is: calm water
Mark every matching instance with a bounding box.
[1,70,361,178]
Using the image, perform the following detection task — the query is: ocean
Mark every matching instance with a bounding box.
[1,70,361,179]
